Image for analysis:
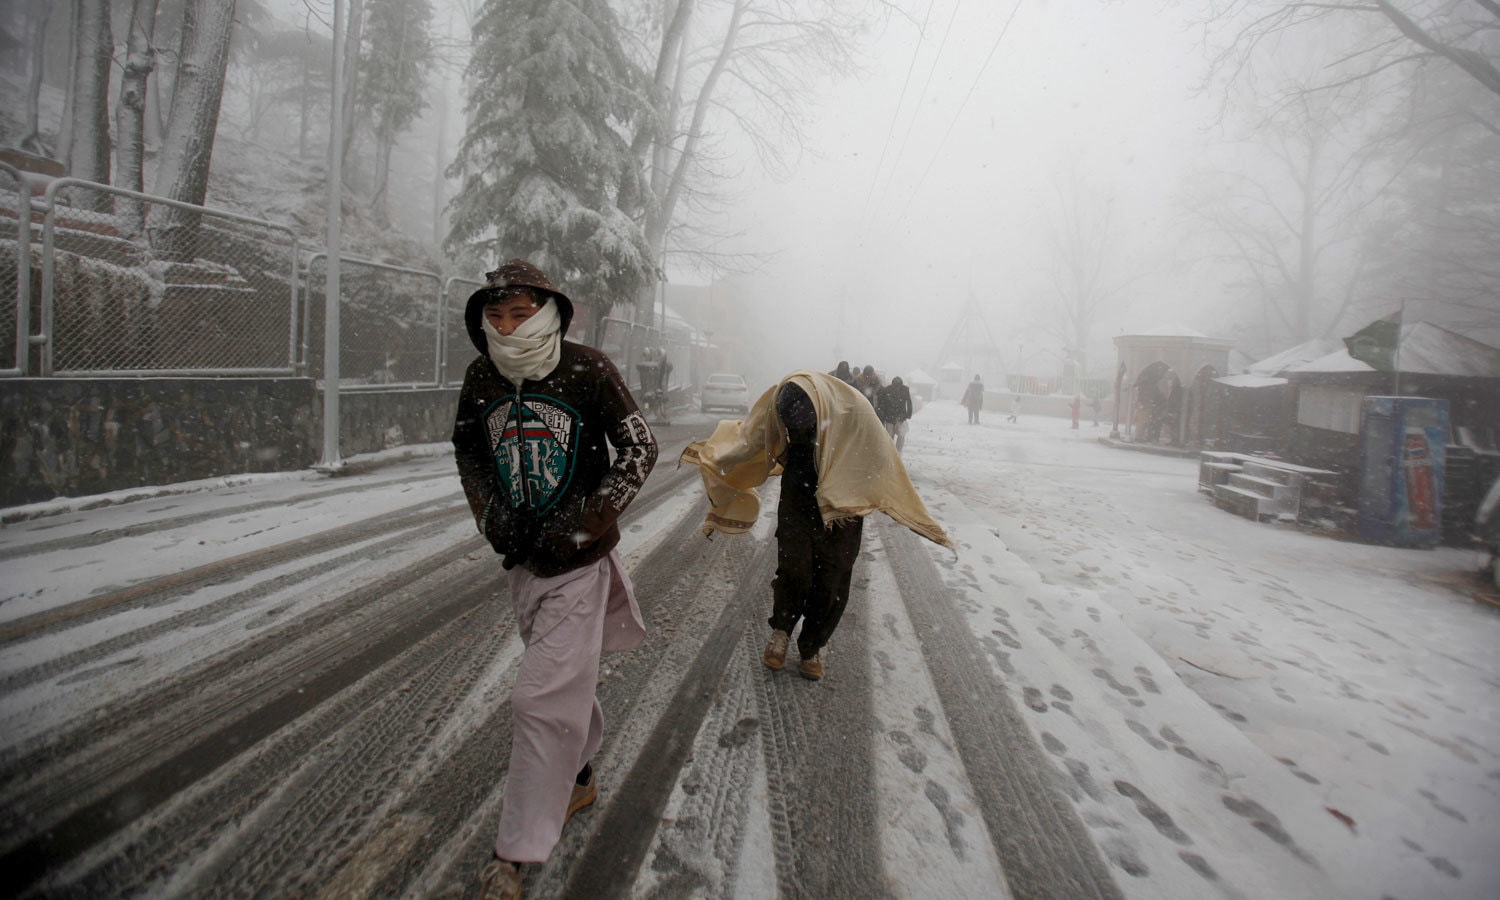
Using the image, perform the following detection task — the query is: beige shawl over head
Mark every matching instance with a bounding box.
[679,370,953,550]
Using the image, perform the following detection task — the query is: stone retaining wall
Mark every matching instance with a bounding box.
[0,378,459,508]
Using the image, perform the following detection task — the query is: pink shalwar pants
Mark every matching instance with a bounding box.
[493,548,644,863]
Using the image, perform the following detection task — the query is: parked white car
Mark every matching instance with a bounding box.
[701,373,750,414]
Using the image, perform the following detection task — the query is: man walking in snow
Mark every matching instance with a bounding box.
[681,370,952,682]
[876,376,913,453]
[961,374,984,424]
[452,260,658,900]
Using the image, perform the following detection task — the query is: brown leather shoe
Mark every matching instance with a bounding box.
[565,768,597,826]
[798,652,823,681]
[477,857,523,900]
[763,629,790,670]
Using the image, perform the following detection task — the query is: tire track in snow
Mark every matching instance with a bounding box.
[0,465,702,894]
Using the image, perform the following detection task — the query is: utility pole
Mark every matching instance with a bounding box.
[318,0,346,470]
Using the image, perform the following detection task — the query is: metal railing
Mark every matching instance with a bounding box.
[442,277,484,386]
[0,161,28,376]
[3,175,660,390]
[302,253,445,388]
[35,178,300,376]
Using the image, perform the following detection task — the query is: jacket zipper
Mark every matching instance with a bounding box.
[511,379,533,515]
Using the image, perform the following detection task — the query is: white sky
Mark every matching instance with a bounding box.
[4,400,1496,898]
[705,0,1228,379]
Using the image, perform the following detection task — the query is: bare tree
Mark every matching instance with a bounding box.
[1189,11,1414,350]
[359,0,433,222]
[150,0,238,260]
[115,0,161,236]
[1037,168,1137,378]
[13,0,54,154]
[1202,0,1500,99]
[1180,83,1386,350]
[618,0,884,292]
[1361,62,1500,343]
[65,0,113,208]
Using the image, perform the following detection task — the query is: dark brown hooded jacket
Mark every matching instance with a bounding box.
[451,260,657,576]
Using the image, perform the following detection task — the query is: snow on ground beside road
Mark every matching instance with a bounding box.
[900,399,1500,900]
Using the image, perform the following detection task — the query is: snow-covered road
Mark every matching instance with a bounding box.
[0,401,1495,899]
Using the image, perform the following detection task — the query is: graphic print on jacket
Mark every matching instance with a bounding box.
[487,394,579,515]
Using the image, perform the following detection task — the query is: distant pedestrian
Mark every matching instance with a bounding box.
[1006,394,1020,423]
[680,370,952,682]
[452,259,659,900]
[855,364,883,406]
[876,376,913,453]
[831,360,858,387]
[1089,395,1102,426]
[961,375,984,424]
[1070,394,1081,430]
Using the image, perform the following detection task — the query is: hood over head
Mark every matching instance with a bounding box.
[464,258,575,355]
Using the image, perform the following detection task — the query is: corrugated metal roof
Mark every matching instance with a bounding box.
[1214,373,1289,388]
[1285,322,1500,377]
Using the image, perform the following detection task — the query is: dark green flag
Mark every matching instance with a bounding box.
[1343,311,1402,371]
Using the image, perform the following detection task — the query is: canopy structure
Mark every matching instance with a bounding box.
[1246,338,1342,376]
[1111,327,1235,446]
[1214,374,1288,389]
[1293,321,1500,378]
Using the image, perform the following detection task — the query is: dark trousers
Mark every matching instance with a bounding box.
[769,485,864,657]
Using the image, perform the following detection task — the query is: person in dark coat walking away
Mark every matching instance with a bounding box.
[960,374,984,424]
[854,364,883,406]
[831,360,858,387]
[453,260,658,900]
[876,376,914,453]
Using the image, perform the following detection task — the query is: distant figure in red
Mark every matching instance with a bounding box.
[1070,394,1081,430]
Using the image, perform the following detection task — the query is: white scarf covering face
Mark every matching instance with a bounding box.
[480,298,562,384]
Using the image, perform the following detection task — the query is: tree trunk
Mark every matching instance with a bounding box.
[115,0,161,237]
[298,45,312,158]
[67,0,113,208]
[58,0,78,165]
[151,0,237,261]
[340,0,364,169]
[430,71,447,244]
[369,11,408,223]
[19,1,54,154]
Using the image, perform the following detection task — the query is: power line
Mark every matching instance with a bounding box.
[859,0,941,220]
[902,0,1027,218]
[885,0,966,198]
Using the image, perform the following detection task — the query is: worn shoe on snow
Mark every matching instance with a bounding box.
[477,856,523,900]
[565,764,597,826]
[798,652,823,681]
[762,630,790,670]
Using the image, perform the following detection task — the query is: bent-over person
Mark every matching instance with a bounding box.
[680,370,952,681]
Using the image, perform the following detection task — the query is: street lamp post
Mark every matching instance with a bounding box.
[318,0,346,471]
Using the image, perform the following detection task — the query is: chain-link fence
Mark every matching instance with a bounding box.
[303,254,445,387]
[0,162,29,375]
[12,176,659,389]
[37,178,299,376]
[442,277,484,386]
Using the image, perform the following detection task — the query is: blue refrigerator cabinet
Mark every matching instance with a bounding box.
[1356,396,1448,548]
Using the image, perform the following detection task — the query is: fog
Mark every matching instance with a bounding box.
[7,0,1494,383]
[712,1,1219,381]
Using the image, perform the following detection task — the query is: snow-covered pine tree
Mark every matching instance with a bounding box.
[446,0,654,315]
